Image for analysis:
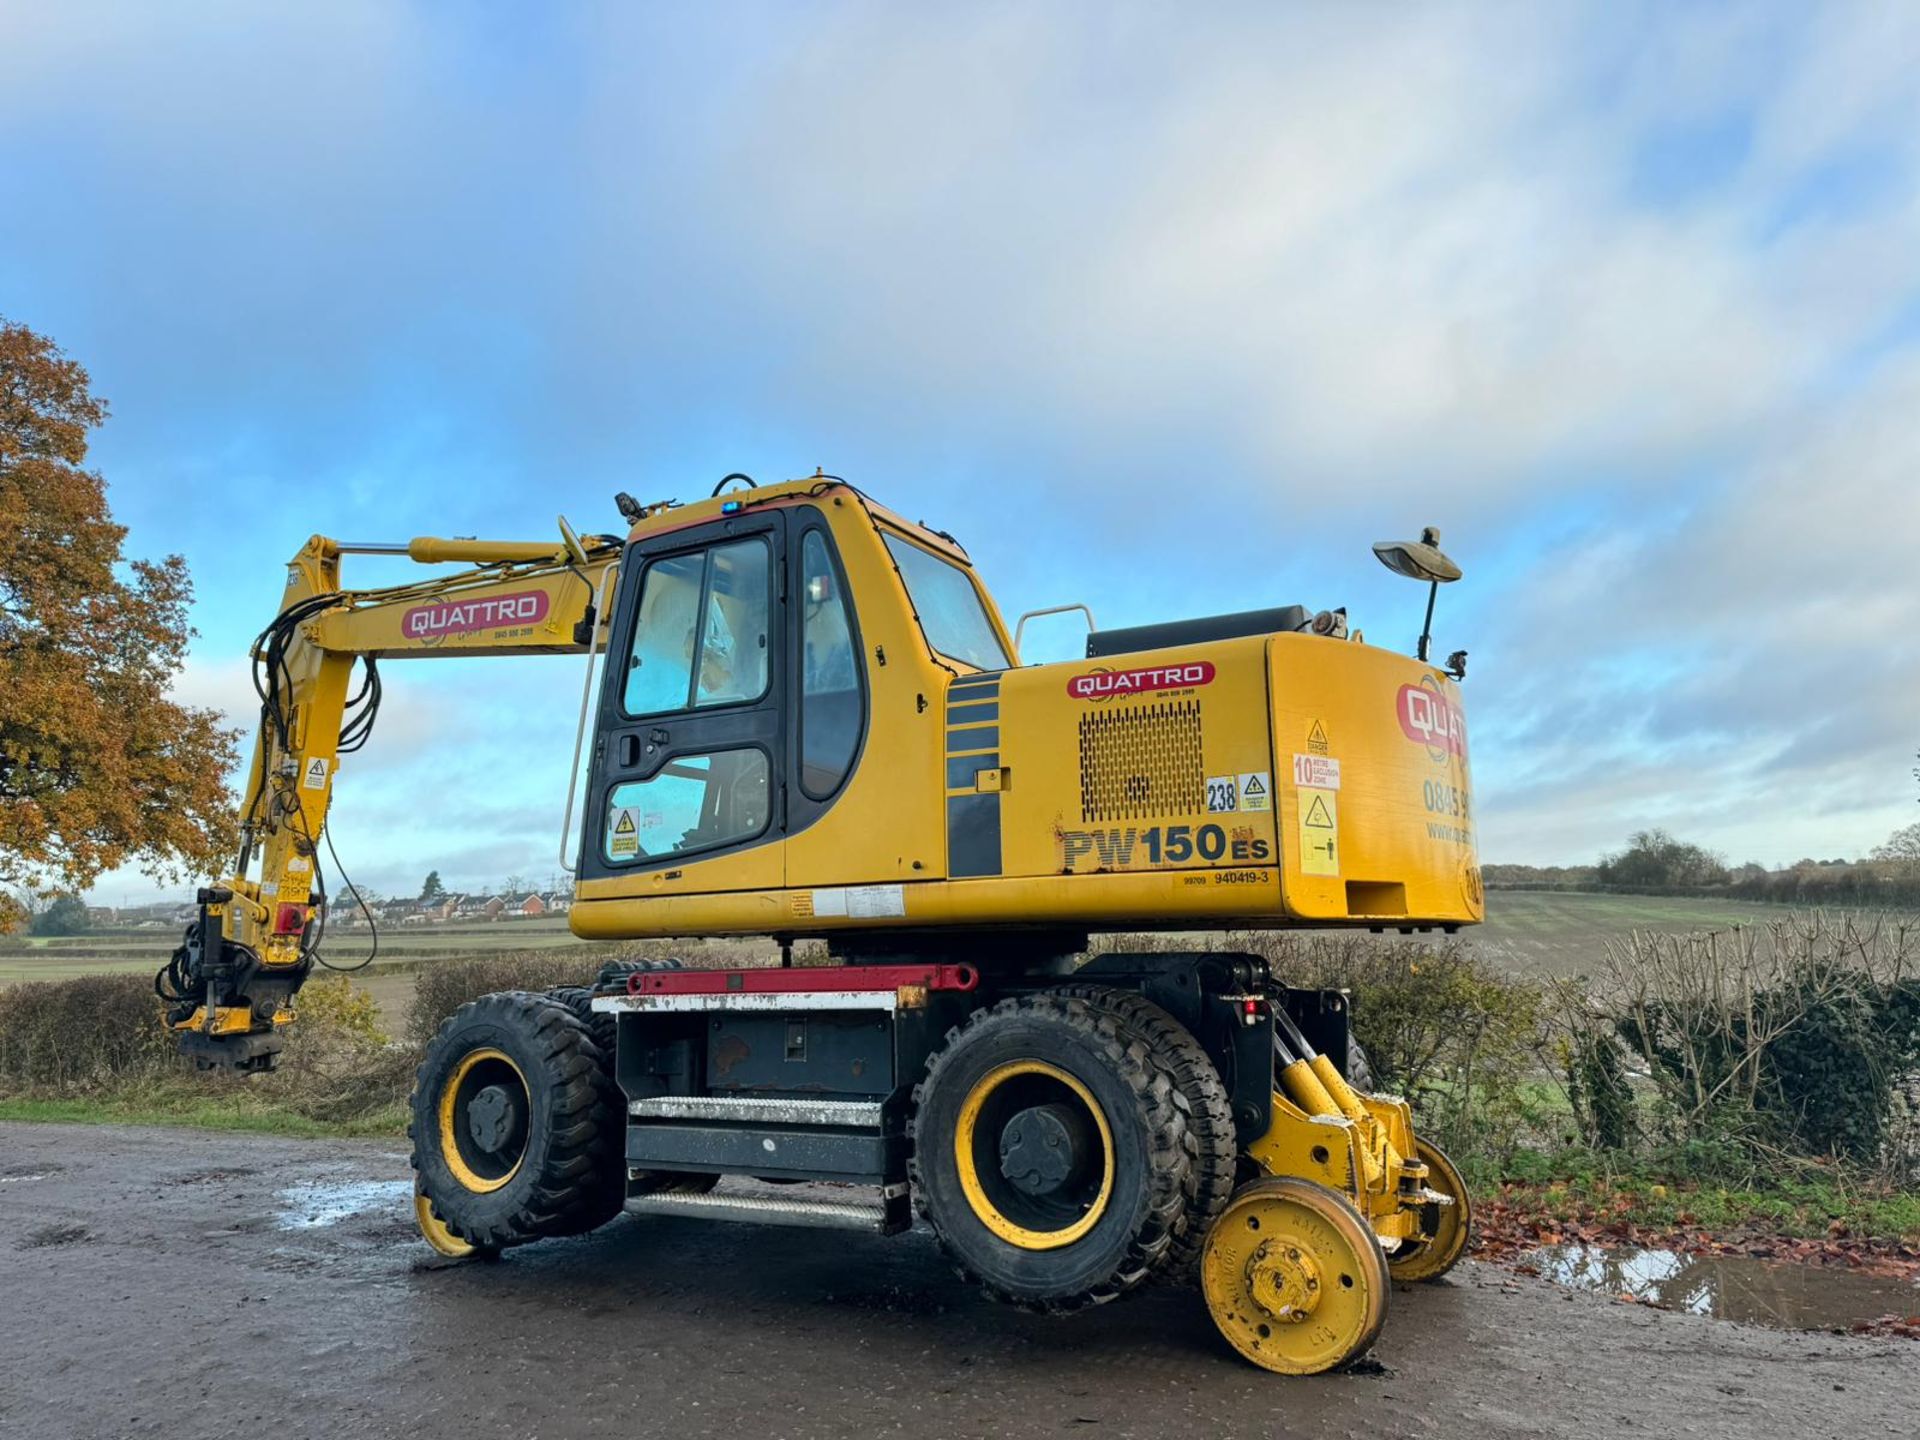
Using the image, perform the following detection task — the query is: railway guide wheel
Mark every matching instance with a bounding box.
[1386,1138,1471,1283]
[1200,1176,1390,1375]
[910,993,1193,1310]
[409,991,622,1252]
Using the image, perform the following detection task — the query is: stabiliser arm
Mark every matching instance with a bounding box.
[160,521,622,1071]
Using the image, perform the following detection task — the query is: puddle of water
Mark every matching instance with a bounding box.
[1528,1243,1920,1331]
[274,1179,412,1230]
[0,1174,49,1185]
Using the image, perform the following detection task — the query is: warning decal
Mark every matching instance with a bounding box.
[608,807,640,858]
[1237,771,1272,812]
[302,757,330,791]
[1296,787,1339,876]
[1292,754,1341,790]
[1306,720,1330,756]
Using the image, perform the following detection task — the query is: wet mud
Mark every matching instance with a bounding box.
[1,1122,1914,1440]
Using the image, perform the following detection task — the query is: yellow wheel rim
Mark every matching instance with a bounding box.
[1388,1138,1471,1283]
[413,1187,478,1258]
[1202,1178,1389,1375]
[955,1059,1115,1251]
[436,1046,530,1194]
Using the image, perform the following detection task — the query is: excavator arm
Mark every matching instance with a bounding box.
[161,519,624,1071]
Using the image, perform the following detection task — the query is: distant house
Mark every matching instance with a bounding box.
[455,894,503,921]
[542,891,572,916]
[502,892,546,918]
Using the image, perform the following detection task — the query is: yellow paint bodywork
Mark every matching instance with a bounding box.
[1245,1091,1422,1245]
[207,475,1476,950]
[572,480,1480,940]
[166,1005,292,1036]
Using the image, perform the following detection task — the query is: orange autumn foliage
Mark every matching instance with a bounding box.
[0,319,238,928]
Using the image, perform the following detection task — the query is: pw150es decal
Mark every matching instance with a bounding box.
[1060,823,1271,872]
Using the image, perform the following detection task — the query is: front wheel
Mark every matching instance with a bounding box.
[409,991,622,1252]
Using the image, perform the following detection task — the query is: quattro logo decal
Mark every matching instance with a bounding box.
[1396,681,1466,760]
[403,589,551,640]
[1068,661,1215,701]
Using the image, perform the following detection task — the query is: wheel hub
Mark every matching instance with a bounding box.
[998,1102,1086,1197]
[466,1084,523,1154]
[1244,1237,1322,1322]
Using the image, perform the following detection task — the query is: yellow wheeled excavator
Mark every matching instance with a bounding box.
[162,472,1481,1374]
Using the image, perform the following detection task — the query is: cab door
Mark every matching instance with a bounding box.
[579,513,786,894]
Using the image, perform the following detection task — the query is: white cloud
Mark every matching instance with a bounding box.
[18,1,1920,879]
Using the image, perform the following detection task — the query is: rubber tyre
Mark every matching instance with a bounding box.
[1057,986,1236,1281]
[546,983,719,1202]
[409,991,623,1249]
[1387,1138,1471,1283]
[549,985,616,1060]
[1345,1038,1375,1093]
[910,993,1191,1311]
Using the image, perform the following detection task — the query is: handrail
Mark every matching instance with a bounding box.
[558,560,622,873]
[1012,603,1097,660]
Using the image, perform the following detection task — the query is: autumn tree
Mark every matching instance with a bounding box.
[0,319,238,929]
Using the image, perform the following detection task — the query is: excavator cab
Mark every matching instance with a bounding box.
[175,474,1480,1374]
[566,479,1479,951]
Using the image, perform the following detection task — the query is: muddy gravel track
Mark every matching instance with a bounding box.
[0,1123,1911,1440]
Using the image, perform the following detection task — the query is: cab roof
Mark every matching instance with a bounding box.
[622,477,973,566]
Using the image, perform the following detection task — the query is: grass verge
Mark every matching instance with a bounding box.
[0,1091,406,1139]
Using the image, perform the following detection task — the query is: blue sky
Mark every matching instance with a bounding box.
[3,2,1917,903]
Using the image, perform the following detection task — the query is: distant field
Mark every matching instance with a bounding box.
[4,894,1907,1019]
[1467,890,1899,978]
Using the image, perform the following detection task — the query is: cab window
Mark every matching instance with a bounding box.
[881,532,1009,671]
[604,750,770,863]
[623,538,771,715]
[799,529,861,797]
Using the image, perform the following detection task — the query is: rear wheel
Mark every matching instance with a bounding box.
[409,991,622,1250]
[1201,1176,1390,1375]
[1058,986,1235,1280]
[1387,1138,1470,1283]
[910,994,1190,1311]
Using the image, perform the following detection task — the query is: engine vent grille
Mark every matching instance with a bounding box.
[1078,700,1205,823]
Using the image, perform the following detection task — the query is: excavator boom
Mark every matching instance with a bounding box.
[161,524,623,1070]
